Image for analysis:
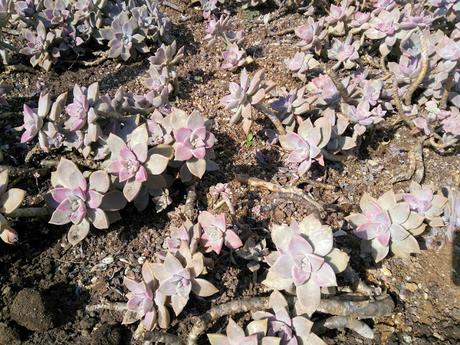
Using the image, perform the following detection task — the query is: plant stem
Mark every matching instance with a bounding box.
[8,207,51,218]
[403,30,428,106]
[253,103,287,135]
[235,174,323,211]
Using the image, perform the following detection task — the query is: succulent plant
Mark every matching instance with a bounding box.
[221,43,246,71]
[209,182,231,203]
[164,219,201,256]
[20,21,56,71]
[207,318,258,345]
[270,87,311,130]
[327,34,360,69]
[172,110,216,179]
[306,74,340,105]
[106,124,173,201]
[205,15,243,47]
[148,40,184,70]
[152,243,218,315]
[264,215,349,316]
[445,189,460,239]
[221,69,269,133]
[322,108,357,153]
[278,118,331,176]
[341,101,386,135]
[364,8,402,56]
[21,91,68,151]
[0,170,26,244]
[402,182,448,227]
[123,260,170,330]
[198,211,242,254]
[48,158,126,245]
[284,52,320,81]
[252,290,326,345]
[100,11,149,61]
[295,17,325,54]
[347,190,427,262]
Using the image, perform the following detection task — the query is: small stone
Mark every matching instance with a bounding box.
[381,267,392,276]
[91,324,122,345]
[405,282,418,292]
[10,288,54,332]
[0,323,20,345]
[402,334,412,343]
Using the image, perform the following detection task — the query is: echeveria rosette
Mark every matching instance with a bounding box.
[48,158,126,245]
[64,82,99,132]
[100,12,149,61]
[364,8,402,56]
[251,290,326,345]
[271,87,311,130]
[123,261,170,330]
[172,111,216,179]
[221,44,246,71]
[107,124,174,202]
[21,92,68,152]
[402,182,448,227]
[198,211,242,255]
[0,170,26,244]
[208,318,259,345]
[152,243,218,316]
[221,68,268,134]
[263,215,349,316]
[346,190,427,263]
[307,74,340,105]
[327,34,360,70]
[165,219,201,256]
[295,17,325,54]
[341,101,386,135]
[278,118,332,176]
[20,21,55,71]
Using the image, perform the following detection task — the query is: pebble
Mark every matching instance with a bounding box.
[10,289,54,332]
[402,334,412,343]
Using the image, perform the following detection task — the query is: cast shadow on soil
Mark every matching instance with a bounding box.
[357,126,397,161]
[42,282,90,327]
[175,69,216,100]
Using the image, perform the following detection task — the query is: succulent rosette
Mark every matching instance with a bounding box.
[48,158,126,245]
[0,170,26,244]
[107,124,173,201]
[264,215,349,316]
[278,118,331,176]
[347,190,427,262]
[152,243,218,316]
[402,182,448,227]
[198,211,242,254]
[123,261,170,330]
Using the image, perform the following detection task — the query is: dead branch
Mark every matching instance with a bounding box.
[4,64,36,74]
[144,331,182,345]
[440,71,454,110]
[235,174,323,211]
[187,297,270,345]
[253,103,287,135]
[316,295,395,318]
[403,30,428,106]
[315,316,374,339]
[85,301,127,313]
[391,138,425,184]
[187,294,394,345]
[184,184,197,221]
[8,207,51,218]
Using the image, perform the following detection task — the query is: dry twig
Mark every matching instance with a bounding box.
[403,30,428,106]
[253,103,287,135]
[235,174,323,211]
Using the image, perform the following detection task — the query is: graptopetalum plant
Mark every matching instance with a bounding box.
[2,0,172,70]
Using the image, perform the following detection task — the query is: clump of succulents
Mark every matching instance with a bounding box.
[347,190,427,262]
[10,0,172,70]
[205,14,247,71]
[0,170,26,244]
[47,158,126,245]
[264,215,349,316]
